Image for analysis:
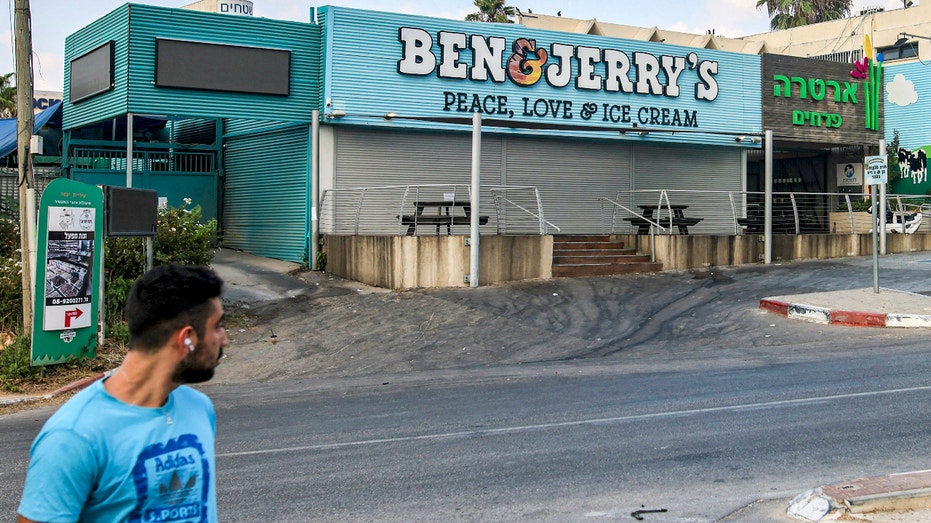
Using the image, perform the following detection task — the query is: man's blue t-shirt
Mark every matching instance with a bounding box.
[18,378,218,523]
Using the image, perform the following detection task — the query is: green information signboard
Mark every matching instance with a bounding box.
[31,178,103,365]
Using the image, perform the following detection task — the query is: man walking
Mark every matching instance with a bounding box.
[18,264,228,523]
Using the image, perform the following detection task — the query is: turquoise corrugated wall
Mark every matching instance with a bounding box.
[885,61,931,148]
[222,121,310,263]
[64,4,323,263]
[317,6,762,148]
[64,4,322,129]
[63,5,130,129]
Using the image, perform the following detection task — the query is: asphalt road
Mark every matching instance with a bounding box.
[3,252,931,521]
[193,338,931,522]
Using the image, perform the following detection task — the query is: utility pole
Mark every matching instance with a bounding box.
[15,0,35,335]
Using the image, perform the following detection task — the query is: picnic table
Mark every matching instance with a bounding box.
[624,204,703,235]
[400,200,489,236]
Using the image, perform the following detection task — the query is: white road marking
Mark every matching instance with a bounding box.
[218,384,931,458]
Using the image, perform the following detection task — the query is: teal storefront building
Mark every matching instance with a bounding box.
[63,4,770,265]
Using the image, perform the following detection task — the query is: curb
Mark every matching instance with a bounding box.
[760,299,931,328]
[788,471,931,521]
[0,373,105,406]
[51,373,105,396]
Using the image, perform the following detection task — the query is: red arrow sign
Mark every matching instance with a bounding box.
[64,308,83,328]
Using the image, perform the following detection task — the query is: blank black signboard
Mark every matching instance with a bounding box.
[155,38,290,96]
[70,41,115,103]
[106,186,158,237]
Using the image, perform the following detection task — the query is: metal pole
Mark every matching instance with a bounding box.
[98,236,105,345]
[469,112,481,288]
[764,130,773,264]
[311,110,320,269]
[126,112,133,187]
[146,237,154,272]
[879,138,887,254]
[871,184,879,293]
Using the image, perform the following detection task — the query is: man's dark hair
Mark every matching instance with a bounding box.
[125,264,224,351]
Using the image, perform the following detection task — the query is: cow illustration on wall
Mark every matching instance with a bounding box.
[897,147,928,185]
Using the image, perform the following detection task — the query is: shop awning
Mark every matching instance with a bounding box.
[0,101,62,159]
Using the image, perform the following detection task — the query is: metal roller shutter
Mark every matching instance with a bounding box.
[334,127,503,188]
[505,136,633,235]
[633,145,743,233]
[330,128,504,235]
[332,128,741,236]
[223,124,309,262]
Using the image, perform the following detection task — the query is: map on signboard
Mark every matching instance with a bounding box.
[43,206,95,331]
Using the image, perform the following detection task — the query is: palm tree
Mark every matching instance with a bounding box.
[756,0,853,30]
[0,73,15,118]
[465,0,515,23]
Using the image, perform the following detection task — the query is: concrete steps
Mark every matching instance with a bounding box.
[552,235,663,278]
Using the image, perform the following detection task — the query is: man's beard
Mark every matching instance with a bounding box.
[173,345,223,384]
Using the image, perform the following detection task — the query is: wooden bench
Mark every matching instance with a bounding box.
[624,216,703,235]
[737,217,763,234]
[400,214,489,235]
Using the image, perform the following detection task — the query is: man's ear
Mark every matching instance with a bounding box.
[175,327,196,355]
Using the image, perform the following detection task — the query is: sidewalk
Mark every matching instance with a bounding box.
[0,373,104,406]
[789,471,931,522]
[760,287,931,327]
[760,283,931,520]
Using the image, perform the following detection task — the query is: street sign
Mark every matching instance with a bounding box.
[864,155,888,185]
[32,179,103,365]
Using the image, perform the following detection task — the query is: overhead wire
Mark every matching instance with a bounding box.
[5,0,12,76]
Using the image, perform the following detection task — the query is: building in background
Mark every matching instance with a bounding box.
[181,0,253,16]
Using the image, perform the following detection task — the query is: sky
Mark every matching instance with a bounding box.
[0,0,915,92]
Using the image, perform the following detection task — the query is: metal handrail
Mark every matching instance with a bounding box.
[598,197,668,262]
[612,189,931,236]
[598,197,668,233]
[322,185,931,237]
[70,146,216,173]
[490,186,560,234]
[320,184,557,236]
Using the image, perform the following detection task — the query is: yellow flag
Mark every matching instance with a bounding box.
[864,34,873,61]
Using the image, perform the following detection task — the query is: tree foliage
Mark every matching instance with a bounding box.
[465,0,515,23]
[756,0,852,30]
[0,73,14,118]
[886,129,902,183]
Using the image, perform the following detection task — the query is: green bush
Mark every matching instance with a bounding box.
[315,250,327,271]
[887,129,902,183]
[105,201,217,281]
[0,200,216,341]
[103,201,218,343]
[836,199,874,212]
[0,217,22,332]
[103,276,133,342]
[0,334,39,388]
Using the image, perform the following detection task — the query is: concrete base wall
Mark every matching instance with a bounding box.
[626,232,931,271]
[324,233,931,288]
[324,234,553,289]
[624,234,762,270]
[828,211,874,234]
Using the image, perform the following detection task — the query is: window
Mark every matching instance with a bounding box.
[879,43,918,61]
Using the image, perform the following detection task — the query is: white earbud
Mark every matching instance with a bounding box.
[184,338,195,352]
